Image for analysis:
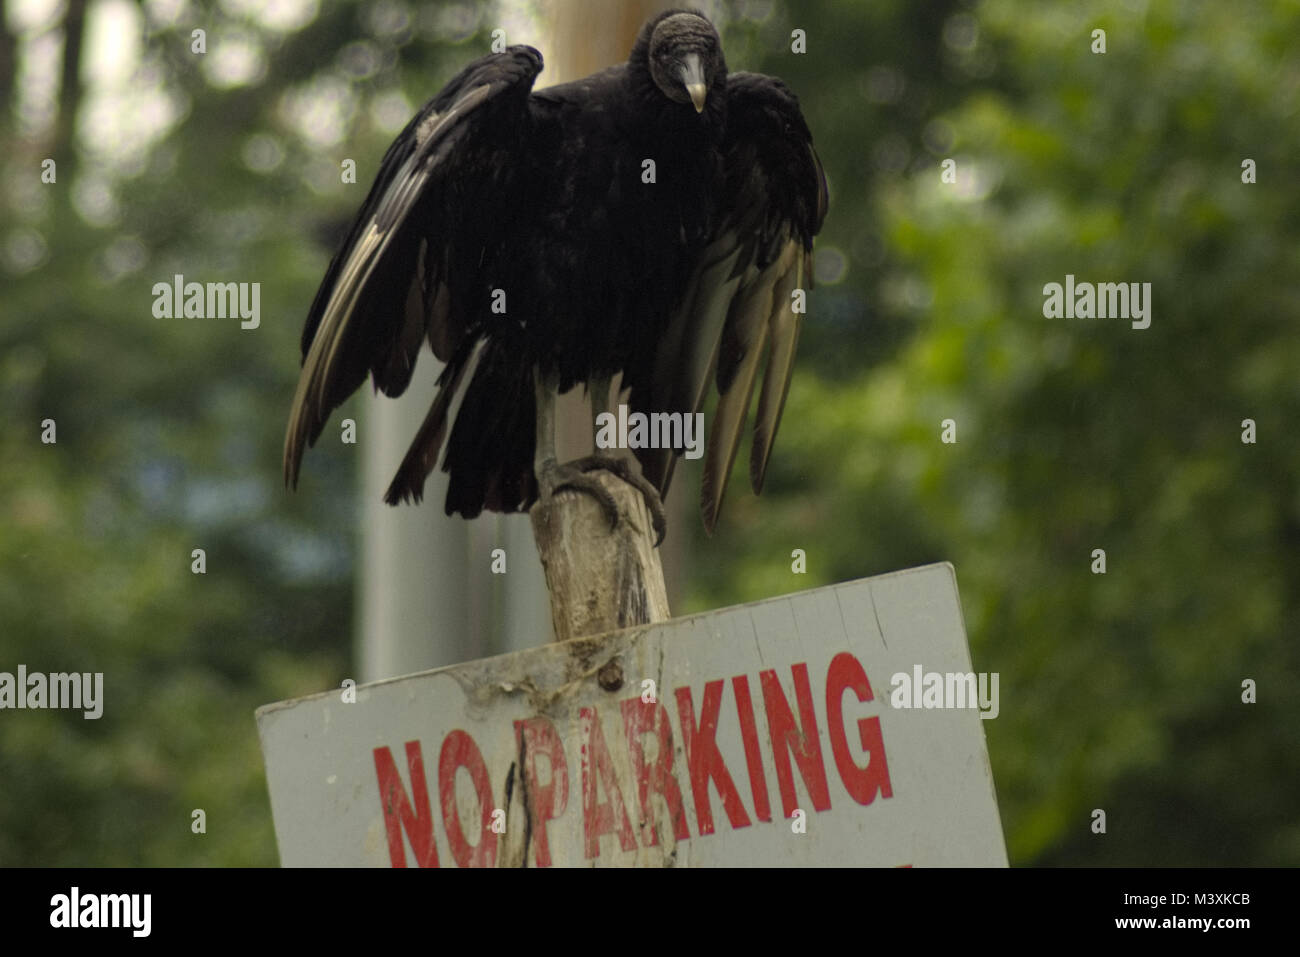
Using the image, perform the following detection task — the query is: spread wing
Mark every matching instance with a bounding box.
[634,72,828,533]
[283,46,543,490]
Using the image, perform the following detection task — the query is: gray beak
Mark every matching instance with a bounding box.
[680,54,708,113]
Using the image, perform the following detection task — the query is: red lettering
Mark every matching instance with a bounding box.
[513,717,568,868]
[675,682,751,834]
[373,741,440,867]
[761,664,832,817]
[732,676,772,822]
[826,652,893,805]
[581,706,638,859]
[621,699,691,846]
[438,730,498,867]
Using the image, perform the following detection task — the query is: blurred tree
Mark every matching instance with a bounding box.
[692,0,1300,865]
[0,0,524,866]
[1,0,1294,867]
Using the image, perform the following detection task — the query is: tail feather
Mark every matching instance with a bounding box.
[382,339,481,505]
[442,342,538,517]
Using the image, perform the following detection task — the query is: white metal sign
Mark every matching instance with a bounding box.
[257,562,1006,866]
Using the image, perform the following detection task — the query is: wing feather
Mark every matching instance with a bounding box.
[750,244,807,493]
[283,48,542,489]
[636,71,828,532]
[700,251,782,532]
[638,234,745,494]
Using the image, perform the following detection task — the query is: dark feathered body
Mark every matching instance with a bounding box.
[508,55,726,392]
[285,11,827,535]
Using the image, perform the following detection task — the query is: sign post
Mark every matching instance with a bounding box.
[257,562,1006,866]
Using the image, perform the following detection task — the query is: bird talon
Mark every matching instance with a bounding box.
[568,454,668,546]
[538,459,622,531]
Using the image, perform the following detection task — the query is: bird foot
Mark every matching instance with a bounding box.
[567,454,668,547]
[536,458,622,533]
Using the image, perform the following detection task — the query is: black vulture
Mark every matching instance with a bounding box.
[283,9,828,543]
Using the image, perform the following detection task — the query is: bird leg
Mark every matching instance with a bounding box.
[567,373,669,546]
[533,366,621,531]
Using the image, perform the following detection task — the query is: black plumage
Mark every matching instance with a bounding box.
[284,9,827,540]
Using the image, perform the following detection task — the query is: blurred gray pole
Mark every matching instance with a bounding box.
[358,359,554,681]
[358,0,690,681]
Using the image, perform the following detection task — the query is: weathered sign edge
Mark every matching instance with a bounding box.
[254,561,961,725]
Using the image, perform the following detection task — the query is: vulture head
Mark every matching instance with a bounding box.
[644,11,727,114]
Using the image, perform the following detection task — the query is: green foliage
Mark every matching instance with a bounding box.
[0,0,498,866]
[693,0,1300,864]
[1,0,1294,866]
